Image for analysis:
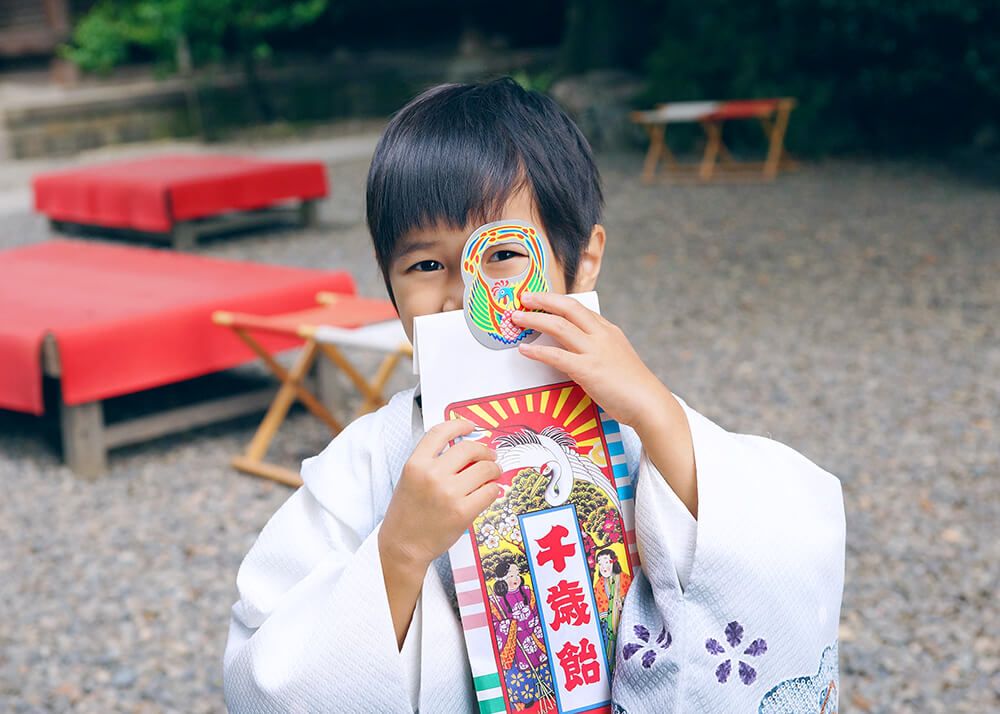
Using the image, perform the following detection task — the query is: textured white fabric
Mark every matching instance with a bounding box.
[611,399,844,714]
[401,595,422,711]
[639,452,697,592]
[313,319,409,352]
[223,388,844,714]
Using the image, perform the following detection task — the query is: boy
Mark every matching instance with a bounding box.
[224,78,845,714]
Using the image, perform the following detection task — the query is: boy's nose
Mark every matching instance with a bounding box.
[441,276,464,313]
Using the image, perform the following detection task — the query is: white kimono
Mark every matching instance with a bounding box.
[223,388,845,713]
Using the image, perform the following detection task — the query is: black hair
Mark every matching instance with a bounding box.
[596,548,622,575]
[492,556,532,615]
[366,77,603,300]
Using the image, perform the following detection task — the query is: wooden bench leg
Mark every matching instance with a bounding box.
[172,222,198,250]
[699,121,723,181]
[316,343,397,417]
[362,351,403,414]
[299,199,319,229]
[641,124,666,183]
[241,341,325,460]
[316,353,344,414]
[60,400,107,478]
[230,338,346,487]
[763,102,793,180]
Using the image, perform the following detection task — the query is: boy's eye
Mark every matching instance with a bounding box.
[408,260,444,272]
[487,250,524,262]
[482,248,529,279]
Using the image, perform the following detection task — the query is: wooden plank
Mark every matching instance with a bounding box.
[41,333,61,377]
[316,354,345,415]
[103,386,277,449]
[60,400,107,478]
[231,455,303,487]
[183,206,300,240]
[172,221,198,250]
[299,199,319,228]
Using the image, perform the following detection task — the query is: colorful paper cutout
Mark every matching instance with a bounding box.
[462,221,549,349]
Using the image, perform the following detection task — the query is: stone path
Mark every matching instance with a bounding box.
[0,141,996,712]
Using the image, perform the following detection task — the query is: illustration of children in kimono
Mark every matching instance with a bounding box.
[593,548,632,665]
[488,556,556,711]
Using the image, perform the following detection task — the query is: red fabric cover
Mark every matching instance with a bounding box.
[707,99,781,120]
[223,299,400,337]
[0,240,356,415]
[32,155,328,233]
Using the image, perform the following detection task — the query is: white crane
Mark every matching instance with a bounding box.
[494,426,620,508]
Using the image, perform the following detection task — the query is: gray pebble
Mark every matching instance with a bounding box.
[0,144,996,711]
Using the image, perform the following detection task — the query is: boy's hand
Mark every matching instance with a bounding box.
[380,419,501,570]
[513,292,698,517]
[512,292,672,433]
[379,418,501,647]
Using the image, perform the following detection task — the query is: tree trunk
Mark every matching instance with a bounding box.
[176,34,204,138]
[241,50,276,124]
[561,0,621,73]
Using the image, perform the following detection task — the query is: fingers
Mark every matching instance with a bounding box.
[521,292,603,333]
[454,458,502,497]
[464,480,504,520]
[511,310,588,352]
[414,418,476,459]
[517,342,577,373]
[438,438,496,474]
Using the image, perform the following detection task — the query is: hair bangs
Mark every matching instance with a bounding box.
[366,78,604,299]
[367,84,530,274]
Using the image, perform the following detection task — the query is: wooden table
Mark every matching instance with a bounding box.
[631,98,798,182]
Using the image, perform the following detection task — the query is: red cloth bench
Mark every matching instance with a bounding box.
[630,98,797,182]
[0,239,356,474]
[32,155,328,248]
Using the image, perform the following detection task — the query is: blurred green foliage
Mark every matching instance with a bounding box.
[62,0,329,121]
[591,0,999,154]
[62,0,328,74]
[511,70,556,94]
[62,0,998,153]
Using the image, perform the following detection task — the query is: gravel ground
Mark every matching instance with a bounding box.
[0,144,997,713]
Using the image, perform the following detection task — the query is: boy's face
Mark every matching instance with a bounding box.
[388,188,601,343]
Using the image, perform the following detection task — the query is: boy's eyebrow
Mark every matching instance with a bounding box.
[392,238,439,262]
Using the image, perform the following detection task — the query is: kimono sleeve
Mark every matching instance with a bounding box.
[634,395,844,618]
[222,411,412,714]
[634,452,698,592]
[617,396,844,711]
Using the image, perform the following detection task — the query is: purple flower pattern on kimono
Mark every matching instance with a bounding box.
[706,621,768,685]
[622,624,672,669]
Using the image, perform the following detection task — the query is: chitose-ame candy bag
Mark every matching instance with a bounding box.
[414,221,638,714]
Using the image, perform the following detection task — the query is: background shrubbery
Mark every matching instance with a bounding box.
[64,0,999,155]
[631,0,1000,154]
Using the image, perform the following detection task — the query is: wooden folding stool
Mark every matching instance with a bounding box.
[631,98,798,182]
[212,294,410,486]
